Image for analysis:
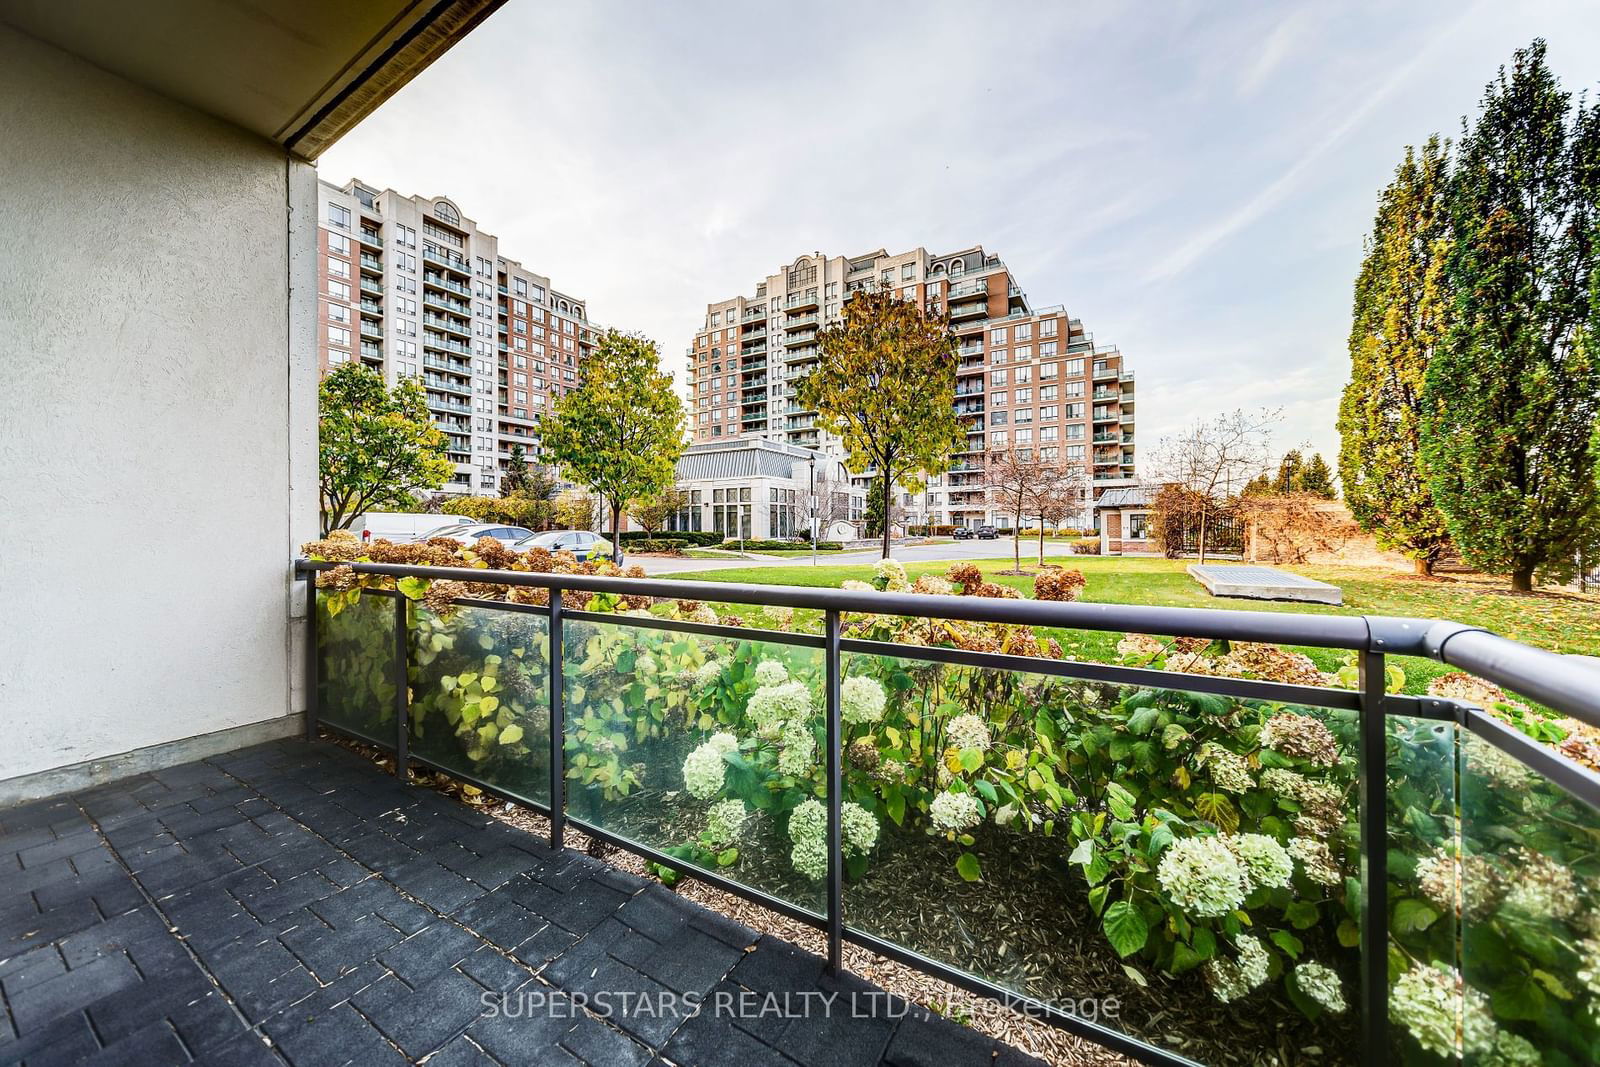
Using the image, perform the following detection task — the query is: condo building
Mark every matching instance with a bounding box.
[686,246,1136,529]
[317,179,597,494]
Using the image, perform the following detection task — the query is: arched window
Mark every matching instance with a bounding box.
[433,201,460,225]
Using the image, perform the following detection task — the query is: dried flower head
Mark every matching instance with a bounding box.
[945,562,984,594]
[1287,836,1341,886]
[847,738,881,770]
[1205,934,1269,1003]
[929,790,983,832]
[1293,961,1347,1014]
[1033,569,1086,602]
[911,575,956,596]
[1260,712,1341,767]
[1197,743,1253,793]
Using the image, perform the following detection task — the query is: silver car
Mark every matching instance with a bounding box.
[415,522,535,546]
[514,530,614,562]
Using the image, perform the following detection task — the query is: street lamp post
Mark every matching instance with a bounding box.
[809,455,818,567]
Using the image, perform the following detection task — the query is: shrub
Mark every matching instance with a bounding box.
[619,530,722,547]
[727,538,843,551]
[627,539,687,554]
[1071,537,1102,554]
[1034,569,1086,601]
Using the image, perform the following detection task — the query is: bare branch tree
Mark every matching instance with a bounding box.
[1151,408,1281,563]
[986,447,1057,571]
[1029,461,1088,567]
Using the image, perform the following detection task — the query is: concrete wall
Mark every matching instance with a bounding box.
[0,25,318,783]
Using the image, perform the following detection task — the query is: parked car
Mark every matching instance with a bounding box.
[349,512,472,545]
[951,527,973,540]
[419,522,535,546]
[515,529,614,562]
[976,525,999,539]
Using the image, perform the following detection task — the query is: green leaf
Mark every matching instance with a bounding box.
[974,780,998,805]
[1269,931,1304,959]
[1126,707,1161,736]
[716,848,739,867]
[1391,898,1440,934]
[498,723,524,745]
[1102,901,1149,958]
[1193,793,1238,832]
[1336,919,1360,948]
[1284,900,1320,930]
[397,576,429,600]
[959,748,983,773]
[955,852,982,882]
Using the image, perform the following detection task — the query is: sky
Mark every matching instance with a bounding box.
[322,0,1600,469]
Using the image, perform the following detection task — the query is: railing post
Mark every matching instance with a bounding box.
[824,608,842,974]
[1357,650,1389,1062]
[548,588,566,851]
[304,577,319,743]
[393,594,409,781]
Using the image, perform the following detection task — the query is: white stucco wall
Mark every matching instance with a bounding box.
[0,25,317,781]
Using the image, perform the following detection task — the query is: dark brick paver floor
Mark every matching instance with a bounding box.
[0,740,1045,1066]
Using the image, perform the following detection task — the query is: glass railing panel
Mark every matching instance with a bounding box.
[1384,714,1460,1066]
[838,649,1363,1064]
[408,602,551,806]
[563,616,825,916]
[315,588,397,743]
[1458,729,1600,1066]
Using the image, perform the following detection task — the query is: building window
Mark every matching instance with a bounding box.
[1129,514,1149,540]
[327,204,350,229]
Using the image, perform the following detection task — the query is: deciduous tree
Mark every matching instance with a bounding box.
[1151,409,1279,562]
[628,487,683,537]
[1422,40,1600,591]
[797,287,962,559]
[318,363,451,535]
[542,330,687,562]
[1338,138,1455,574]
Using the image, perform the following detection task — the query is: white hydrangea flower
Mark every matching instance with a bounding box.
[1293,961,1347,1014]
[929,790,982,832]
[1391,963,1490,1059]
[841,676,887,726]
[692,659,724,690]
[1288,837,1342,886]
[1227,833,1294,891]
[841,803,879,856]
[765,605,794,629]
[1578,938,1600,997]
[635,653,657,674]
[1205,934,1269,1003]
[746,680,813,729]
[1501,847,1579,920]
[682,735,737,800]
[841,579,875,592]
[1156,836,1247,918]
[705,799,748,845]
[946,714,991,753]
[912,575,955,596]
[874,558,909,591]
[788,798,828,880]
[690,604,721,625]
[753,659,789,688]
[777,719,816,777]
[1197,743,1253,793]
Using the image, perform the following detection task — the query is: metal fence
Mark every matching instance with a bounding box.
[295,559,1600,1067]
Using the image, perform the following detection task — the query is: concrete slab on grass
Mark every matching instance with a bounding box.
[1187,564,1342,606]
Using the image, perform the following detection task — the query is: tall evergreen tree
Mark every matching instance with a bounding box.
[1272,449,1305,494]
[1422,40,1600,591]
[1298,453,1336,499]
[1337,138,1455,574]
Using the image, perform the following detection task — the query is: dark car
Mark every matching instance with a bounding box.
[951,527,973,540]
[976,525,999,539]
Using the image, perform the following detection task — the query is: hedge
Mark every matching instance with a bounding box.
[625,539,687,554]
[618,530,722,547]
[728,539,843,552]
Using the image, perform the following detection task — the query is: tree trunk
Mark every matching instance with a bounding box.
[1413,556,1433,577]
[1197,509,1209,565]
[880,476,892,560]
[1013,524,1021,572]
[1511,565,1534,593]
[611,502,623,564]
[1037,516,1046,567]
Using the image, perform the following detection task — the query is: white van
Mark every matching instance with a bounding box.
[348,512,473,545]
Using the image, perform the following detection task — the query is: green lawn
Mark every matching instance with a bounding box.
[659,557,1600,696]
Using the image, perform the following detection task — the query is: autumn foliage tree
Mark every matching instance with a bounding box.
[542,330,686,562]
[318,363,451,535]
[797,286,963,559]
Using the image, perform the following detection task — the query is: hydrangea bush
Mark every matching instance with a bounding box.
[307,539,1598,1061]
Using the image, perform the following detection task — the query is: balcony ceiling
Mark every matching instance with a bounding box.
[0,0,504,158]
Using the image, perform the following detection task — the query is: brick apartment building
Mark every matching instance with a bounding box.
[686,246,1136,530]
[317,179,597,495]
